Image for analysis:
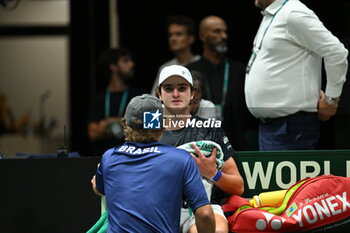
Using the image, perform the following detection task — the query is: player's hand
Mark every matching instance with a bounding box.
[190,143,217,179]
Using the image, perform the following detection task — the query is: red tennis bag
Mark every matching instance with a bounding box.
[223,174,350,232]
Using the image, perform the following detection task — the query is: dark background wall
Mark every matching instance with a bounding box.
[70,0,350,157]
[1,157,101,233]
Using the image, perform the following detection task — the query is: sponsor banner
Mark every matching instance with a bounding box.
[234,150,350,197]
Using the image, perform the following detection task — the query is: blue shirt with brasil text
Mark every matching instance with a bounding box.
[95,141,209,233]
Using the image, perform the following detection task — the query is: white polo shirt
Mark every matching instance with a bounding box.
[245,0,348,119]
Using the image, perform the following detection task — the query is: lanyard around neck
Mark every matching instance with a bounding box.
[105,88,129,118]
[221,60,230,106]
[255,0,289,50]
[205,59,230,106]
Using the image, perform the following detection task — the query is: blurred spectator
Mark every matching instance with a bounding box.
[187,15,259,151]
[190,70,216,119]
[151,15,200,95]
[87,48,144,156]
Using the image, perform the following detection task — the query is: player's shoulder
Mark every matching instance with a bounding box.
[100,147,116,160]
[165,143,191,155]
[160,143,193,162]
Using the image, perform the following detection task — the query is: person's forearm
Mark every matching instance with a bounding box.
[211,158,244,196]
[91,175,103,196]
[214,173,244,196]
[195,205,215,233]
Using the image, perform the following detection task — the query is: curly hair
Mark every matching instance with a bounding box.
[121,118,163,143]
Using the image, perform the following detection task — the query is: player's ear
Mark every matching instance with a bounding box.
[154,87,161,98]
[121,117,126,127]
[190,89,194,100]
[158,89,163,101]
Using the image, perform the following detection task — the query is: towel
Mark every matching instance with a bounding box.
[177,140,224,170]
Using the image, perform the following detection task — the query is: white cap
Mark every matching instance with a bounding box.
[158,65,193,86]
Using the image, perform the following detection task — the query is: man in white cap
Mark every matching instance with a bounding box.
[91,94,215,233]
[156,65,244,233]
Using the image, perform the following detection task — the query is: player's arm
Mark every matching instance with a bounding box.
[191,144,244,196]
[194,204,215,233]
[91,175,103,196]
[91,162,105,196]
[184,154,216,233]
[214,157,244,196]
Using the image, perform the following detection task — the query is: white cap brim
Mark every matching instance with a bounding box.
[158,65,193,86]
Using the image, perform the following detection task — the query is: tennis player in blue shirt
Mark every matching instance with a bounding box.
[91,94,215,233]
